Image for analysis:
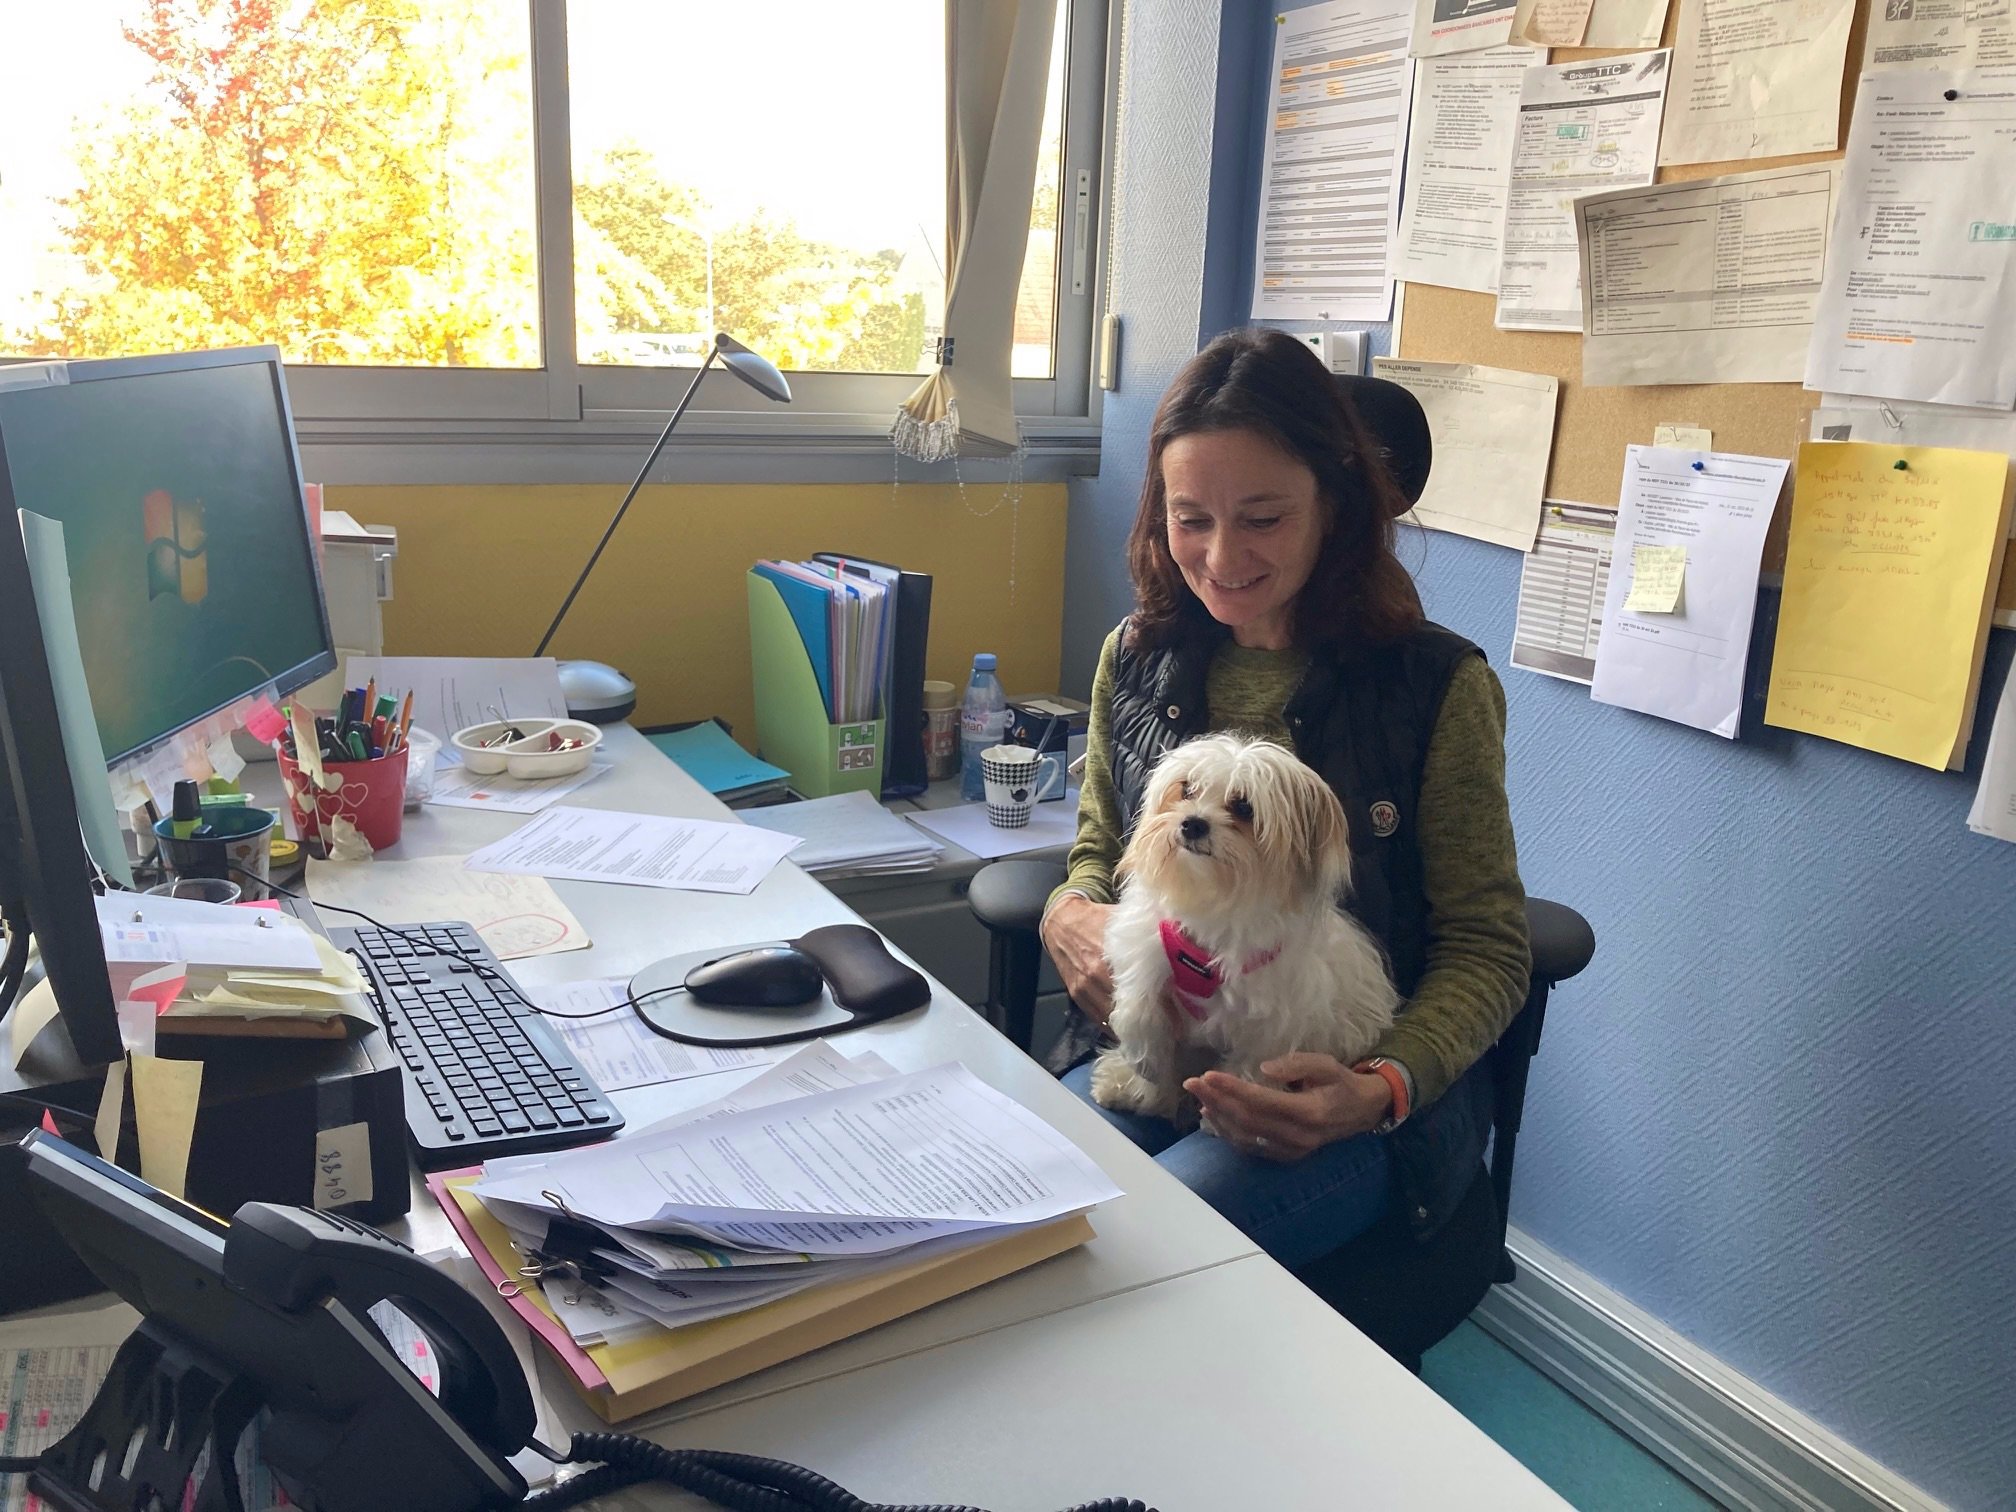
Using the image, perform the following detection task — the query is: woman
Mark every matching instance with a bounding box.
[1040,327,1530,1271]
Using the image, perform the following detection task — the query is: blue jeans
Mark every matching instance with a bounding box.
[1062,1061,1391,1270]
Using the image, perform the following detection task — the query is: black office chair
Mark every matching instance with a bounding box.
[967,864,1595,1371]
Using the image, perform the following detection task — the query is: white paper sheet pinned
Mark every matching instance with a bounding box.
[1804,68,2016,410]
[1411,0,1518,55]
[1374,359,1559,551]
[1865,0,2016,70]
[1496,51,1673,332]
[1591,447,1789,738]
[1966,666,2016,842]
[1512,502,1618,683]
[461,806,800,895]
[1253,0,1416,321]
[1577,165,1839,386]
[1658,0,1854,166]
[1391,47,1531,294]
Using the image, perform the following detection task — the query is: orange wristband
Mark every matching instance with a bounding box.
[1353,1057,1409,1126]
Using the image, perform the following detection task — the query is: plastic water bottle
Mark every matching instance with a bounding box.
[959,653,1008,801]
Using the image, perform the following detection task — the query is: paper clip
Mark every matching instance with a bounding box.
[1879,400,1903,430]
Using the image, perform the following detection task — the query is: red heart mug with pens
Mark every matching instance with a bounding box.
[276,719,410,856]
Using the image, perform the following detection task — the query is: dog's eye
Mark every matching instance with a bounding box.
[1178,779,1193,801]
[1226,795,1253,823]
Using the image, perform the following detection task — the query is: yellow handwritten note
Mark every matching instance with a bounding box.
[1765,442,2013,768]
[1623,545,1687,613]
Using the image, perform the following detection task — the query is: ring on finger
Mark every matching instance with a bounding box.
[1251,1135,1269,1152]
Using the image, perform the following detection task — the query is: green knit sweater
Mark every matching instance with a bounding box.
[1053,627,1531,1109]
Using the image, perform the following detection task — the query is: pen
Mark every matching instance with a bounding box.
[170,779,203,839]
[345,730,369,761]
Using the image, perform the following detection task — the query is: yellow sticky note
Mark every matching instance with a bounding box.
[131,1054,204,1200]
[94,1056,128,1168]
[1766,442,2014,768]
[1623,544,1687,614]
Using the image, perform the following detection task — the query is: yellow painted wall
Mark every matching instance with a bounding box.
[323,482,1069,743]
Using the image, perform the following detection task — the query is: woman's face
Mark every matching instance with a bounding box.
[1161,427,1325,651]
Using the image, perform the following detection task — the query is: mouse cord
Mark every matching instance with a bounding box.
[520,1432,1156,1512]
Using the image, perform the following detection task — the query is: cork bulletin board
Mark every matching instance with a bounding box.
[1392,0,2016,623]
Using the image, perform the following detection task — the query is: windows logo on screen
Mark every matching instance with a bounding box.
[143,488,207,604]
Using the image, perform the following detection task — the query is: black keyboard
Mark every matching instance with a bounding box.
[332,921,624,1169]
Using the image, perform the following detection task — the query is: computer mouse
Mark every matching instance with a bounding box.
[683,945,825,1008]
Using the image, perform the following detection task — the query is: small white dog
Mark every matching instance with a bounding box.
[1090,733,1399,1130]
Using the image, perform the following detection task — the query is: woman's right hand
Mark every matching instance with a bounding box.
[1039,894,1117,1026]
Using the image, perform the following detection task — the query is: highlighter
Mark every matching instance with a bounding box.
[170,779,204,839]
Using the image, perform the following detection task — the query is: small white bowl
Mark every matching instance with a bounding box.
[502,720,602,779]
[451,718,562,775]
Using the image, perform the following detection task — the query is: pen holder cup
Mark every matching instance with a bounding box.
[152,806,278,898]
[276,743,409,858]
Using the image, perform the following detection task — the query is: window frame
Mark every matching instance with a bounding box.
[273,0,1110,483]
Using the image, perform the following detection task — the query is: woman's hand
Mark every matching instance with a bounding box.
[1039,894,1117,1026]
[1185,1053,1393,1162]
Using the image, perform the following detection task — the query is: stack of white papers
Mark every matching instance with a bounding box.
[736,790,943,878]
[467,1043,1120,1345]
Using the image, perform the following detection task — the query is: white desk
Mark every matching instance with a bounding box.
[54,725,1567,1510]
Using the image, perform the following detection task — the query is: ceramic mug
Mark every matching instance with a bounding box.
[980,743,1064,828]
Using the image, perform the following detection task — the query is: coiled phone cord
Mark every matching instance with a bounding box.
[520,1432,1156,1512]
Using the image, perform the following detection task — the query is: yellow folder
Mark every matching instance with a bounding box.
[440,1174,1094,1422]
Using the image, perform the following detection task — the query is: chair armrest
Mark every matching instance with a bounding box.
[1525,898,1594,986]
[967,860,1069,938]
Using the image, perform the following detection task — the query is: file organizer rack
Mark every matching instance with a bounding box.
[747,570,885,798]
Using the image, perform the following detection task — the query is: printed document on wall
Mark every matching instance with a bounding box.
[1372,359,1558,551]
[1253,0,1415,321]
[1658,0,1854,166]
[1412,0,1518,55]
[1966,665,2016,843]
[1590,447,1788,737]
[1512,502,1618,683]
[1805,69,2016,410]
[1576,165,1837,386]
[1496,52,1672,332]
[1865,0,2015,71]
[1764,442,2013,769]
[1391,47,1531,293]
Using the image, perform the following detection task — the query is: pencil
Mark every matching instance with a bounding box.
[396,689,414,749]
[363,677,377,727]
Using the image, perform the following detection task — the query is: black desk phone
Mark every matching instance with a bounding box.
[8,1132,1155,1512]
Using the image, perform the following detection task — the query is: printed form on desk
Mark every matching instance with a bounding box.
[462,806,800,894]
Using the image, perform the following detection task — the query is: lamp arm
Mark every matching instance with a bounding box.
[533,342,721,658]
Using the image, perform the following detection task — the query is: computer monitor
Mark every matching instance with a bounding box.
[0,346,336,763]
[0,513,122,1067]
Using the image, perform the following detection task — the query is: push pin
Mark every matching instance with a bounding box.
[1690,460,1706,472]
[1893,459,1909,471]
[1944,89,1959,101]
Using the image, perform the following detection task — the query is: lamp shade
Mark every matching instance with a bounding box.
[715,333,792,404]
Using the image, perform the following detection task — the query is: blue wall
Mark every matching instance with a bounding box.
[1066,2,2016,1504]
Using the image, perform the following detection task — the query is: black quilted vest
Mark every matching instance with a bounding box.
[1071,614,1497,1240]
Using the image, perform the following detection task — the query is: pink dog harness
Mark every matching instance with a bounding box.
[1159,919,1281,1020]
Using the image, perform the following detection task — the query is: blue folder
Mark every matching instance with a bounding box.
[749,561,835,718]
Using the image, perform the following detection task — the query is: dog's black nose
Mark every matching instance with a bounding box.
[1180,816,1210,842]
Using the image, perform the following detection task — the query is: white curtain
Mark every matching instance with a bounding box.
[891,0,1059,462]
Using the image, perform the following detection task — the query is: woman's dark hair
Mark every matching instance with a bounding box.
[1125,326,1424,652]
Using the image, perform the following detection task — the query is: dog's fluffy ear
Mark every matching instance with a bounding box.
[1304,779,1353,902]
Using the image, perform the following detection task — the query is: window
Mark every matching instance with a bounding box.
[0,1,1103,466]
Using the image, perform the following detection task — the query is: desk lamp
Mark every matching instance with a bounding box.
[536,332,792,722]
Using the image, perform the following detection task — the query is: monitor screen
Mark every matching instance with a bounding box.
[0,348,335,762]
